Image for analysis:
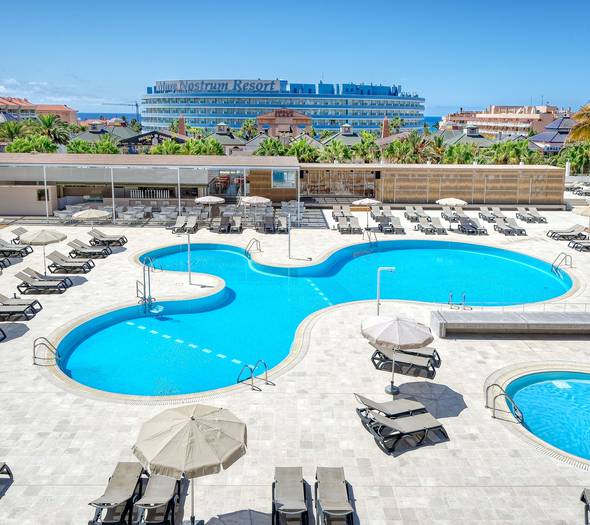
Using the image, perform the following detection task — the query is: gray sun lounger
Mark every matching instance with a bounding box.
[0,292,43,313]
[0,462,13,479]
[15,271,68,294]
[134,474,180,525]
[68,239,111,258]
[568,239,590,251]
[441,206,458,222]
[494,218,516,235]
[491,207,506,220]
[184,215,198,234]
[11,227,27,244]
[89,462,144,525]
[390,216,405,234]
[0,239,33,258]
[47,251,94,273]
[315,467,353,525]
[337,217,351,234]
[547,224,586,240]
[348,216,363,234]
[478,207,496,222]
[370,343,437,379]
[377,216,393,233]
[0,328,6,342]
[454,206,467,218]
[430,217,447,234]
[458,217,477,234]
[272,467,309,525]
[23,267,73,288]
[230,216,242,233]
[381,205,393,217]
[361,411,448,453]
[581,489,590,525]
[415,206,429,220]
[332,205,344,219]
[416,217,435,234]
[0,303,37,321]
[276,216,288,233]
[88,229,128,246]
[355,393,427,420]
[0,257,11,269]
[470,217,488,235]
[404,206,419,222]
[370,205,382,219]
[170,216,186,233]
[516,207,535,223]
[341,205,351,216]
[528,207,547,223]
[506,218,527,235]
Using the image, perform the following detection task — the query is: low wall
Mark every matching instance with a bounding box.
[0,185,57,216]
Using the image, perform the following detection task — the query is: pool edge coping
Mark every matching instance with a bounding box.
[484,360,590,471]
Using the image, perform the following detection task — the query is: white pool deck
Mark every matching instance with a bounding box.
[1,209,590,524]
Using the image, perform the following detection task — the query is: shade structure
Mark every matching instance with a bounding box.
[361,316,434,395]
[573,206,590,230]
[352,198,382,228]
[436,198,468,206]
[72,209,111,221]
[195,196,225,205]
[132,404,247,524]
[19,229,66,275]
[241,195,270,205]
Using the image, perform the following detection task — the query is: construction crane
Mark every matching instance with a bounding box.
[102,101,140,120]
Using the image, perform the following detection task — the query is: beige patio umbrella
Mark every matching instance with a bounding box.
[361,315,434,395]
[436,197,467,206]
[132,404,247,525]
[72,209,111,226]
[19,229,66,275]
[241,195,270,205]
[352,198,381,228]
[195,195,225,219]
[573,206,590,231]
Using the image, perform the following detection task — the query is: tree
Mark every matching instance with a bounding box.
[423,122,431,136]
[553,142,590,175]
[129,119,142,133]
[238,119,258,140]
[168,119,179,133]
[67,138,93,153]
[93,135,120,154]
[570,104,590,142]
[442,143,480,164]
[304,126,317,138]
[319,130,334,141]
[288,139,319,162]
[254,137,289,156]
[424,135,446,163]
[186,126,205,139]
[352,131,380,163]
[318,140,351,163]
[6,134,57,153]
[390,117,404,133]
[33,114,70,145]
[150,138,181,155]
[0,121,26,141]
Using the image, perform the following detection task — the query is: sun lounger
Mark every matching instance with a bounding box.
[390,216,405,234]
[458,217,476,234]
[89,462,144,525]
[341,205,351,217]
[209,218,221,232]
[315,467,353,525]
[88,229,128,246]
[454,206,468,218]
[272,467,309,525]
[0,257,10,269]
[506,218,527,235]
[263,215,275,233]
[15,271,68,294]
[355,393,427,421]
[0,328,6,342]
[581,489,590,525]
[478,207,496,222]
[415,206,429,220]
[404,206,419,222]
[494,218,516,235]
[516,207,535,223]
[547,224,586,240]
[229,216,242,233]
[377,216,393,234]
[360,410,448,453]
[47,251,94,273]
[491,207,506,220]
[349,216,363,234]
[381,205,393,217]
[337,217,351,234]
[0,462,13,479]
[568,239,590,252]
[184,215,198,234]
[68,240,111,258]
[370,343,437,379]
[0,303,37,321]
[134,474,180,525]
[416,217,435,234]
[528,207,547,223]
[441,206,458,222]
[470,217,488,235]
[0,292,43,312]
[0,240,33,258]
[11,227,27,244]
[23,267,73,288]
[430,217,447,234]
[332,205,344,219]
[370,206,382,220]
[276,216,288,233]
[169,216,186,234]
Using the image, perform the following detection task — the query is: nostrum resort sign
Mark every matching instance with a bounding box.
[155,79,281,94]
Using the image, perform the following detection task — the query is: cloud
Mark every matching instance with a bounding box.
[0,85,7,94]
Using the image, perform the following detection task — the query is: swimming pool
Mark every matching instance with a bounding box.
[506,371,590,460]
[57,240,572,396]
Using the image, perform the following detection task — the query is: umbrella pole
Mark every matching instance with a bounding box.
[43,245,47,276]
[191,478,196,525]
[385,344,400,396]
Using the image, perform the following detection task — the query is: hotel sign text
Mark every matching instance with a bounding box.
[155,79,281,94]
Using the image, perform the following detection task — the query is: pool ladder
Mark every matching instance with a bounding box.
[363,229,378,245]
[448,292,471,310]
[33,337,59,366]
[137,257,161,311]
[551,252,572,274]
[237,359,275,391]
[245,238,262,258]
[485,383,524,424]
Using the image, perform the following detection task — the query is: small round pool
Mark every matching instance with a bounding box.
[57,240,573,397]
[506,371,590,460]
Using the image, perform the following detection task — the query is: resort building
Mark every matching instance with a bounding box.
[433,125,494,147]
[0,153,565,217]
[35,104,78,124]
[141,79,425,133]
[0,97,77,124]
[529,116,576,153]
[441,105,561,137]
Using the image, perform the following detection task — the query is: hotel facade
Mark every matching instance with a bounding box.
[141,79,425,133]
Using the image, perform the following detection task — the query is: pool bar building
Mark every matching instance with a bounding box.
[0,153,565,217]
[141,78,425,132]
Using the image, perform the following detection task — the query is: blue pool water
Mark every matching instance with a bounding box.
[58,240,572,396]
[506,371,590,460]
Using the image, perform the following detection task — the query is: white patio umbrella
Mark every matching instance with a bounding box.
[132,404,247,525]
[19,229,66,275]
[352,198,381,228]
[573,206,590,231]
[72,209,111,226]
[361,315,434,395]
[435,197,467,207]
[241,195,270,205]
[195,195,225,220]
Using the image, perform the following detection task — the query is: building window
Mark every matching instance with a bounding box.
[272,170,297,189]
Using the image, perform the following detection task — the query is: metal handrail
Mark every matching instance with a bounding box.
[551,252,572,273]
[363,230,378,244]
[485,383,524,424]
[33,337,59,366]
[236,359,275,390]
[245,238,262,258]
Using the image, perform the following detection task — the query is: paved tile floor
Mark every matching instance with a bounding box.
[0,210,589,524]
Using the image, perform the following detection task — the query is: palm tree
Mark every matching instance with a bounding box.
[93,135,120,154]
[319,129,334,142]
[150,139,181,155]
[570,104,590,141]
[554,142,590,175]
[351,131,380,163]
[442,143,479,164]
[239,119,258,140]
[0,121,26,141]
[168,119,179,133]
[254,137,289,156]
[288,139,319,162]
[318,140,351,163]
[67,138,93,153]
[424,135,446,163]
[390,117,404,133]
[34,114,70,145]
[6,134,57,153]
[200,137,224,155]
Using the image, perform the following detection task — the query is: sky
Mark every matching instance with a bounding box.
[1,0,588,116]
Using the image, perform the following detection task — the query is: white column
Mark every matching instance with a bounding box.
[296,168,301,225]
[177,167,182,214]
[42,165,49,224]
[110,167,116,224]
[565,160,571,178]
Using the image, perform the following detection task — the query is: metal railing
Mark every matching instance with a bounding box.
[363,230,378,244]
[441,301,590,313]
[551,252,573,274]
[448,292,471,310]
[485,383,524,424]
[138,257,161,310]
[245,238,262,258]
[236,359,275,391]
[33,337,59,366]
